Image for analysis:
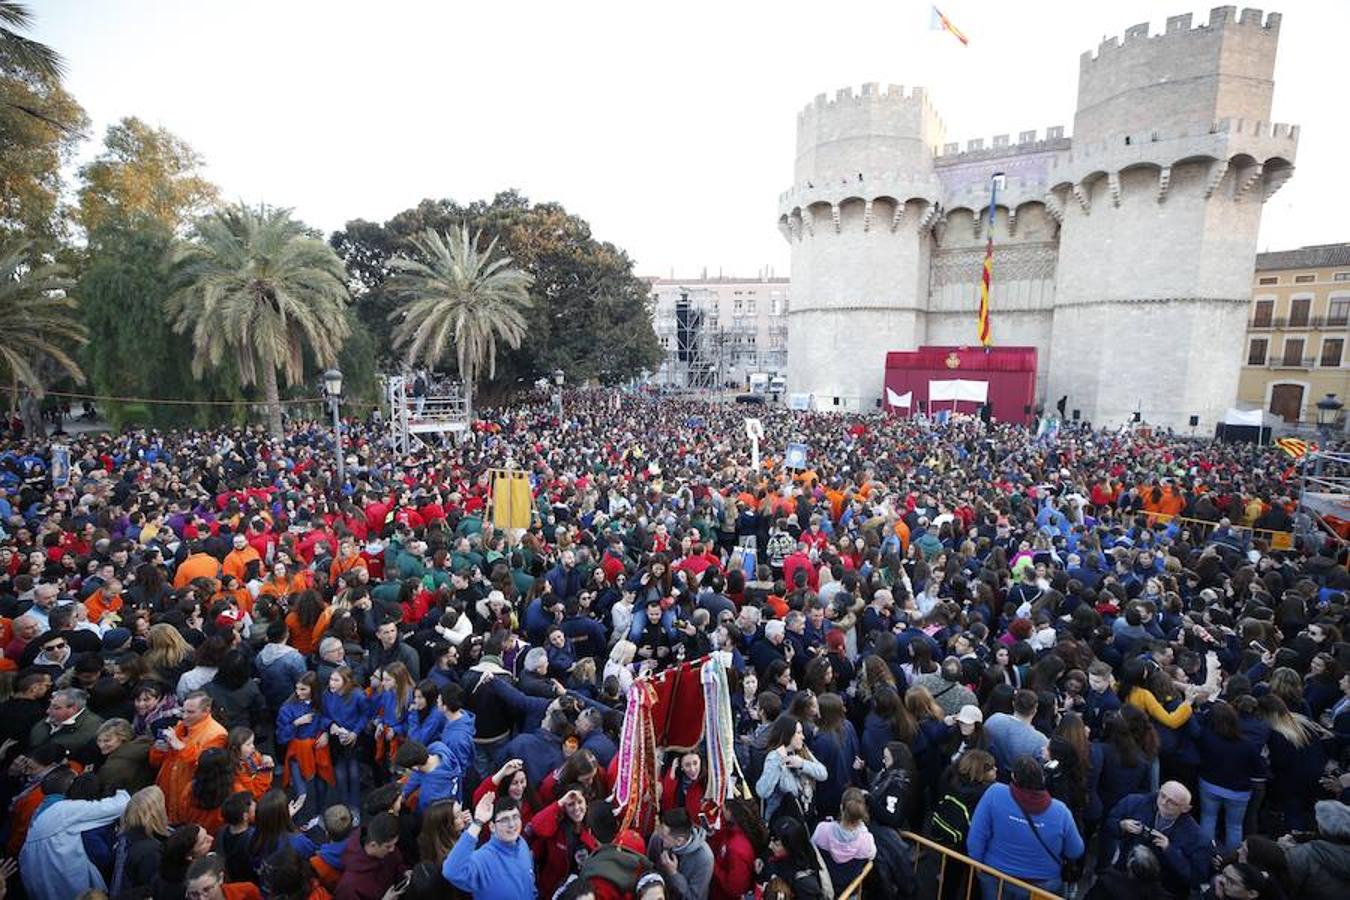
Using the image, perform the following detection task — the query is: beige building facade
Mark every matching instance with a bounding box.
[1237,244,1350,427]
[646,276,789,388]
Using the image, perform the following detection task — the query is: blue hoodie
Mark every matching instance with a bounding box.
[402,741,463,806]
[407,706,447,746]
[276,699,328,743]
[438,709,478,778]
[322,689,369,735]
[443,829,536,900]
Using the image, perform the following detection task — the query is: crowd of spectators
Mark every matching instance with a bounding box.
[0,391,1346,900]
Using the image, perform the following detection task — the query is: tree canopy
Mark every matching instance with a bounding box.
[332,190,662,391]
[76,116,219,235]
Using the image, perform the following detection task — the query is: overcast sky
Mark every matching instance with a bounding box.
[33,0,1345,278]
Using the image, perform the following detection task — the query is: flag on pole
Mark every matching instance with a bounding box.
[931,5,969,46]
[977,174,1003,349]
[977,232,993,348]
[1274,436,1314,459]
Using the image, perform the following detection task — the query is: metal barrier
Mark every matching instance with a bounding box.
[901,831,1063,900]
[1141,511,1298,550]
[839,859,873,900]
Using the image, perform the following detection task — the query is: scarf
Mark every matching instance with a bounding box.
[1011,785,1051,814]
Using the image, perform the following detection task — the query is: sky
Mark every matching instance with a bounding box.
[31,0,1347,278]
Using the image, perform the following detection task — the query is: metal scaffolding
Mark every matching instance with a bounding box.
[386,374,470,453]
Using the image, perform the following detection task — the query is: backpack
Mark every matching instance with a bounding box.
[927,791,973,851]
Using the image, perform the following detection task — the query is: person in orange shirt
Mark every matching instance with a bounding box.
[174,544,221,589]
[285,592,334,658]
[213,574,255,618]
[328,538,368,588]
[228,725,276,799]
[259,559,309,601]
[84,576,127,626]
[223,533,262,584]
[149,690,228,824]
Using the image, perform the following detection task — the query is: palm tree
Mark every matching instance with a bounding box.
[0,239,86,431]
[166,204,351,437]
[387,225,534,422]
[0,2,64,80]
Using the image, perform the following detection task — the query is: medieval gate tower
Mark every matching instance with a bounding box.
[779,7,1297,429]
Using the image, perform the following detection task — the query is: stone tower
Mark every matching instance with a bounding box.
[779,7,1298,429]
[1047,7,1297,429]
[779,85,945,412]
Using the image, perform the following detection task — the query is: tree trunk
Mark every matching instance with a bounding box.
[19,392,45,439]
[262,363,283,438]
[464,375,474,427]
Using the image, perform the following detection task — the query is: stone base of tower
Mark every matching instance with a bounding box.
[1047,298,1248,432]
[786,307,924,412]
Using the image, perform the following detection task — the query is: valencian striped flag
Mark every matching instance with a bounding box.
[931,6,969,46]
[977,174,1004,349]
[977,231,993,348]
[1275,436,1315,459]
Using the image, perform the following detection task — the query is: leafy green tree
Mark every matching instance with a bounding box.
[167,204,351,437]
[0,2,86,248]
[0,238,86,433]
[76,117,219,235]
[387,225,533,421]
[331,191,661,394]
[80,216,246,429]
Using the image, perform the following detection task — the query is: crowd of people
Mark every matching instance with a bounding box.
[0,390,1347,900]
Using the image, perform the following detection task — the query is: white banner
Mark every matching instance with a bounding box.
[788,393,812,411]
[928,379,988,403]
[885,387,912,409]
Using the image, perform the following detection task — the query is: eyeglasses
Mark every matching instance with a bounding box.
[492,812,522,825]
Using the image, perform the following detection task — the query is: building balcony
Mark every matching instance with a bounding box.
[1249,315,1348,330]
[1262,358,1318,369]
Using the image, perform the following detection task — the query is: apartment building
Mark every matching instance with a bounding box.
[1237,244,1350,426]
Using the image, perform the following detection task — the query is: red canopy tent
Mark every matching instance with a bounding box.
[884,346,1038,425]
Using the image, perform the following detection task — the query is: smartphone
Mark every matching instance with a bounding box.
[1249,640,1268,654]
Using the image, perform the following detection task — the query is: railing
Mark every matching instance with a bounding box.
[1267,357,1317,369]
[839,860,873,900]
[1250,315,1348,330]
[1132,511,1298,550]
[901,831,1062,900]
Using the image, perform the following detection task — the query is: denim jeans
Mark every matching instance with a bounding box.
[288,760,319,823]
[978,871,1062,900]
[474,737,506,783]
[1198,779,1250,855]
[331,745,361,816]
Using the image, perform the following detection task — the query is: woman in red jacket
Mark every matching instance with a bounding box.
[659,750,706,820]
[526,788,596,899]
[710,798,768,900]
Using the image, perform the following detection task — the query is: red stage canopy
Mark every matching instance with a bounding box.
[884,346,1038,425]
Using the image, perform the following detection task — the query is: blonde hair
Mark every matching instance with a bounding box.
[143,623,191,671]
[609,640,636,667]
[904,685,944,721]
[839,787,869,826]
[121,785,170,838]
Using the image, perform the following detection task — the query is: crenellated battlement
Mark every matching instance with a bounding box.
[934,127,1070,163]
[797,82,936,122]
[1080,6,1281,66]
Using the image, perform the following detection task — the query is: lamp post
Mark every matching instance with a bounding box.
[1315,393,1342,475]
[322,368,344,487]
[552,369,564,416]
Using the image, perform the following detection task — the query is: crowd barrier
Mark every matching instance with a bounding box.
[1135,510,1306,550]
[901,831,1062,900]
[838,859,873,900]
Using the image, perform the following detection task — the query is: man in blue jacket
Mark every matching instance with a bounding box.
[967,756,1084,900]
[1104,782,1209,900]
[394,740,462,807]
[443,792,537,899]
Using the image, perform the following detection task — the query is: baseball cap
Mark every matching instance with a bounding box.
[955,705,984,725]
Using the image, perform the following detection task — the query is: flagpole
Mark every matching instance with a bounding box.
[977,172,1005,352]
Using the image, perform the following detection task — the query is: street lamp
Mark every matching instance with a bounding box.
[553,369,565,387]
[1315,393,1342,477]
[322,368,344,486]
